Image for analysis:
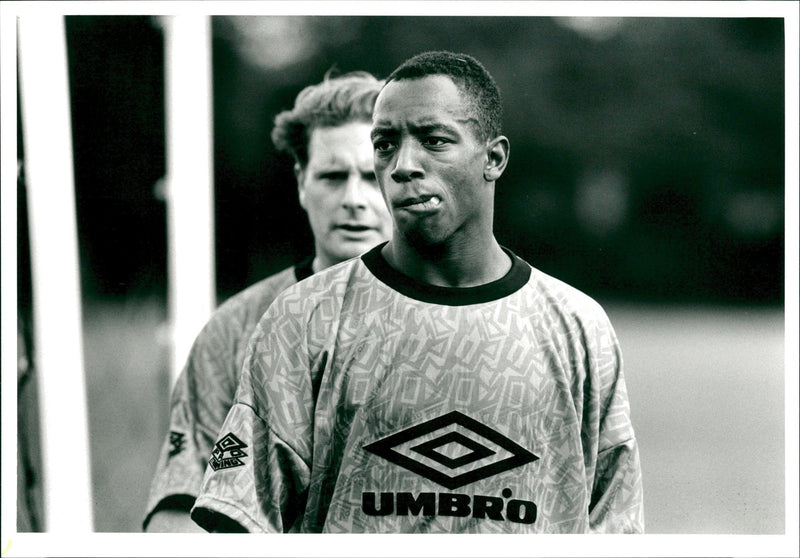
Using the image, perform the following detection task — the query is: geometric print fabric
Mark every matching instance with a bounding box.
[143,265,304,528]
[192,246,644,533]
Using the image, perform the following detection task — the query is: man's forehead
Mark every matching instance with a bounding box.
[306,122,374,167]
[372,114,453,129]
[376,75,463,105]
[373,77,469,126]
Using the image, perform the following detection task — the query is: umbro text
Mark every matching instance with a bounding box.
[361,491,536,524]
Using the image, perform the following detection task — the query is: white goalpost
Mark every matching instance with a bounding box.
[16,14,215,532]
[162,15,217,386]
[17,15,94,533]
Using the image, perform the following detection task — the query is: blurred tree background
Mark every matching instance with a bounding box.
[62,15,784,307]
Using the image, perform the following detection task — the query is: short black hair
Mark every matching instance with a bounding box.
[271,71,383,167]
[385,51,502,141]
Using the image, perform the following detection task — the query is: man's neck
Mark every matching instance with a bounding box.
[382,234,511,288]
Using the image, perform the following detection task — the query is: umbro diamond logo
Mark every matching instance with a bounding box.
[363,411,538,490]
[209,432,248,471]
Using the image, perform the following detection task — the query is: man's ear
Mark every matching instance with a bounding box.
[483,135,510,182]
[295,163,307,209]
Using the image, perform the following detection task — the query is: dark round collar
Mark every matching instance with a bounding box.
[361,242,530,306]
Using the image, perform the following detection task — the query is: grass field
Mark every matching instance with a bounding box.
[606,304,785,534]
[79,299,785,533]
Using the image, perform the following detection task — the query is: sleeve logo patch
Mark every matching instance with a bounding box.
[168,431,186,458]
[209,432,248,471]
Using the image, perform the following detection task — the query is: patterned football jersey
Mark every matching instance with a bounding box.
[142,260,312,529]
[191,244,644,533]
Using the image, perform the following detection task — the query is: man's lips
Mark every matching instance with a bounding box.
[334,223,375,232]
[395,194,442,209]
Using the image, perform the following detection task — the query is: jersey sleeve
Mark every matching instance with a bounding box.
[143,269,299,530]
[589,437,644,533]
[582,306,645,534]
[190,295,316,533]
[189,398,311,532]
[142,314,240,530]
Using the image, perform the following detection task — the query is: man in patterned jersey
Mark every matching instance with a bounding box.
[143,72,392,532]
[191,51,644,533]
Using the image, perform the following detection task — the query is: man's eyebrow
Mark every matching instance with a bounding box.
[370,121,465,140]
[370,126,396,141]
[409,123,460,136]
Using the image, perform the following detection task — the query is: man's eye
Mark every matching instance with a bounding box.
[373,140,394,152]
[319,172,348,181]
[422,137,447,147]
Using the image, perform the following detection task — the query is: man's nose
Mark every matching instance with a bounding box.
[390,142,424,183]
[341,173,369,210]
